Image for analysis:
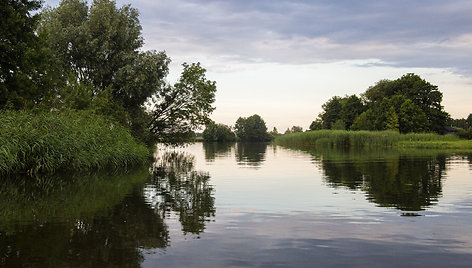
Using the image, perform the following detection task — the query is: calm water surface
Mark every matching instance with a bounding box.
[1,143,472,267]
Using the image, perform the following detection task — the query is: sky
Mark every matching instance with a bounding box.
[43,0,472,131]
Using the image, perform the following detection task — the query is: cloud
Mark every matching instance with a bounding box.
[42,0,472,74]
[127,0,472,74]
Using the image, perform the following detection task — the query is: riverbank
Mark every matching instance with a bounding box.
[0,110,151,175]
[274,130,472,149]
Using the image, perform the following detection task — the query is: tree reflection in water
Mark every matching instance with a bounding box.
[203,142,235,162]
[235,142,268,167]
[0,169,167,267]
[202,142,268,168]
[0,150,216,267]
[308,148,447,211]
[149,151,215,234]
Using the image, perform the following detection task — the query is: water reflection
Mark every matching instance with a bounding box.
[0,168,167,267]
[148,151,215,234]
[203,142,235,162]
[307,148,447,211]
[235,142,268,167]
[0,150,216,266]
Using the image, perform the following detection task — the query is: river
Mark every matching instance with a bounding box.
[1,142,472,267]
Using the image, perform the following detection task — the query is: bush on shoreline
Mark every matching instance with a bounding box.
[0,110,151,175]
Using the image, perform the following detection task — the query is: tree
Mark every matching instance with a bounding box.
[351,109,376,130]
[467,114,472,129]
[332,119,346,130]
[340,95,365,129]
[40,1,216,144]
[234,114,272,141]
[202,121,236,142]
[149,63,216,143]
[385,106,399,131]
[309,119,323,130]
[319,96,342,129]
[363,74,449,133]
[398,100,428,133]
[40,0,170,110]
[268,127,279,138]
[291,126,303,133]
[1,0,60,109]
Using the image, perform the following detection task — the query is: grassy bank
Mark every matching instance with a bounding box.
[0,110,151,175]
[275,130,472,149]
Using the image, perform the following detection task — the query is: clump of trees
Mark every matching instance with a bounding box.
[202,114,274,142]
[310,74,450,134]
[284,126,304,134]
[1,0,216,146]
[235,114,273,141]
[202,121,236,142]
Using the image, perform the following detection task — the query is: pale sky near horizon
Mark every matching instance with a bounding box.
[43,0,472,131]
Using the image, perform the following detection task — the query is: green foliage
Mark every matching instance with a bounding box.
[0,110,150,175]
[39,1,216,145]
[284,126,304,134]
[202,121,236,142]
[312,74,450,134]
[316,95,365,130]
[149,63,216,144]
[398,99,428,133]
[269,127,279,138]
[339,95,365,129]
[319,96,343,129]
[458,127,472,140]
[275,130,467,149]
[385,106,399,131]
[234,114,272,141]
[291,126,304,133]
[1,0,62,109]
[451,114,472,129]
[332,119,346,130]
[309,119,323,130]
[351,110,376,131]
[364,73,449,133]
[40,0,163,109]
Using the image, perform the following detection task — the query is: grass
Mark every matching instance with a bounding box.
[0,110,151,175]
[275,130,472,150]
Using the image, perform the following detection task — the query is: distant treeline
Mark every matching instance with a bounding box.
[203,114,274,142]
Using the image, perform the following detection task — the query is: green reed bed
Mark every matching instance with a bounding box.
[0,110,151,175]
[275,130,472,149]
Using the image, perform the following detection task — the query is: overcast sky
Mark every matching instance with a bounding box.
[43,0,472,131]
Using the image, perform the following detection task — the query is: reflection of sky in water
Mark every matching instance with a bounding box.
[143,143,472,266]
[183,143,390,215]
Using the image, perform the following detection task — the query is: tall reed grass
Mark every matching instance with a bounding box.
[275,130,471,149]
[0,110,151,175]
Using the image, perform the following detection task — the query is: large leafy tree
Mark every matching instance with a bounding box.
[40,0,169,110]
[314,74,449,133]
[1,0,60,109]
[234,114,272,141]
[319,96,342,129]
[364,73,449,133]
[40,0,216,143]
[315,95,365,130]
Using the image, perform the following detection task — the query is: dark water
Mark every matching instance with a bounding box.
[1,143,472,267]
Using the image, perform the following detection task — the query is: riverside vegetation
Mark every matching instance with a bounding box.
[1,0,216,175]
[275,130,472,150]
